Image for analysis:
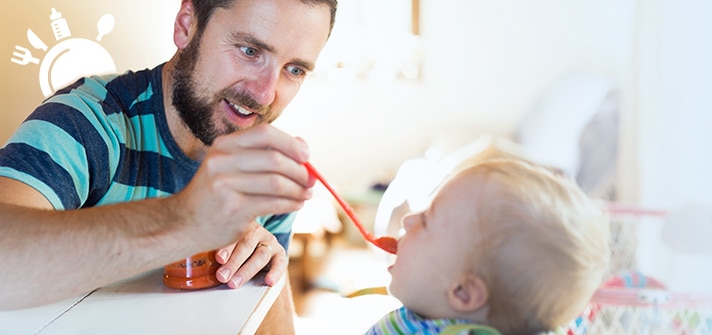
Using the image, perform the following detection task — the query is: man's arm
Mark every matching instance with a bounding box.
[0,177,208,310]
[0,125,315,310]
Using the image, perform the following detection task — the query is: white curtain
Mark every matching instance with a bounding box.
[623,0,712,293]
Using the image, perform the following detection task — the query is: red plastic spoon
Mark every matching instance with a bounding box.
[304,162,398,254]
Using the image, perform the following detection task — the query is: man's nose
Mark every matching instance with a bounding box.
[245,66,279,106]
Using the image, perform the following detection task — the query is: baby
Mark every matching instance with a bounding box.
[365,159,610,335]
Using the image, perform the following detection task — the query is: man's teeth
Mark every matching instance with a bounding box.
[228,101,254,116]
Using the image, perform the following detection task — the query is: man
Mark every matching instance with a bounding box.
[0,0,337,333]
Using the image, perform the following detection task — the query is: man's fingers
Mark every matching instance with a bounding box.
[216,242,237,264]
[214,224,286,288]
[225,242,284,289]
[263,251,287,286]
[208,139,313,191]
[213,125,310,163]
[220,171,303,195]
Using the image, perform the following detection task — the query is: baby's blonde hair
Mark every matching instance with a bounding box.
[455,159,610,334]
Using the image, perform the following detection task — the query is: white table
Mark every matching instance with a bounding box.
[0,268,284,335]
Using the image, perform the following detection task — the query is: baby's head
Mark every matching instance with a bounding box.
[387,159,610,334]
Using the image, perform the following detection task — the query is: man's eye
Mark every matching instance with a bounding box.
[286,65,305,77]
[239,46,258,57]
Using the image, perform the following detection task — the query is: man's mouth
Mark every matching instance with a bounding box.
[226,100,256,118]
[223,98,261,129]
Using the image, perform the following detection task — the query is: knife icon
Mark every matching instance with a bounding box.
[27,29,48,51]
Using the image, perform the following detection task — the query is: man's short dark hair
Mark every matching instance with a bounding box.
[192,0,337,37]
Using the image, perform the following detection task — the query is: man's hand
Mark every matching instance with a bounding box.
[173,124,315,252]
[214,222,286,288]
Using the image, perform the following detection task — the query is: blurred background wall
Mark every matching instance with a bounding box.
[277,0,636,192]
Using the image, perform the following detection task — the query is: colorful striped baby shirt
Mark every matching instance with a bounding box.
[365,306,501,335]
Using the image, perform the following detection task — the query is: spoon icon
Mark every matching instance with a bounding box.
[304,162,398,254]
[96,14,115,41]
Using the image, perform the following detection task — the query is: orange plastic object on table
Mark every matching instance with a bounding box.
[163,250,222,290]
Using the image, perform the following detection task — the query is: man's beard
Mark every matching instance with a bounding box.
[171,34,270,146]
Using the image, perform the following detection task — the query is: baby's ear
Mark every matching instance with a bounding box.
[448,274,488,313]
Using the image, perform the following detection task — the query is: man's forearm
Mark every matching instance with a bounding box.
[0,198,199,310]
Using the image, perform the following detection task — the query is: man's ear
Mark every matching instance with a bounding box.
[448,274,489,313]
[174,0,196,49]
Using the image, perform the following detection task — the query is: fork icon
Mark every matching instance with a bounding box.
[11,45,40,65]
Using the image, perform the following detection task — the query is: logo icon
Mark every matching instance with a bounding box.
[10,8,117,97]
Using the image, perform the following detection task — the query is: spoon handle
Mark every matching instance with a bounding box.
[303,162,377,243]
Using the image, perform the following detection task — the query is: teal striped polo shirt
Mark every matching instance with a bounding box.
[0,64,294,249]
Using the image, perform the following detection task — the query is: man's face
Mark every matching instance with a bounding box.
[172,0,331,145]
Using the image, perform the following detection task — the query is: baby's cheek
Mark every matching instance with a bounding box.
[389,276,417,305]
[389,263,411,293]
